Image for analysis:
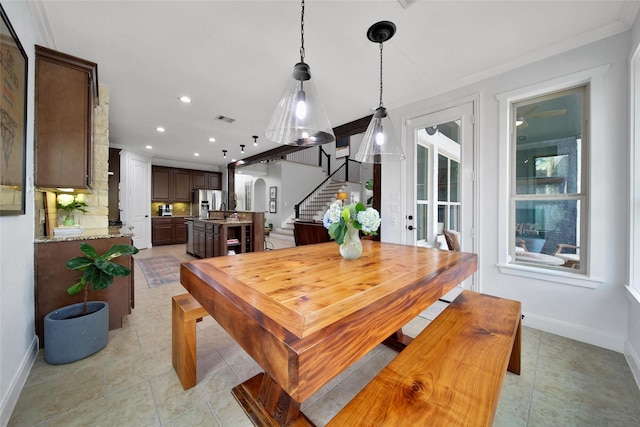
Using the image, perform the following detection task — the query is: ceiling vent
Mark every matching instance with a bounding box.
[215,115,236,124]
[397,0,417,9]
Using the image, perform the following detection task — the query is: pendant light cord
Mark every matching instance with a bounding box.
[300,0,305,63]
[378,41,384,108]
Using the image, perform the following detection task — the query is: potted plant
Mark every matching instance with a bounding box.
[56,193,89,226]
[44,242,138,364]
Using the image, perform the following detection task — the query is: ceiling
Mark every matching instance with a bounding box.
[31,0,639,170]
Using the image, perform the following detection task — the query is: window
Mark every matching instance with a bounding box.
[510,86,588,273]
[631,46,640,297]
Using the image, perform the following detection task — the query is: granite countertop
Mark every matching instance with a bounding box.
[193,218,253,225]
[35,226,134,243]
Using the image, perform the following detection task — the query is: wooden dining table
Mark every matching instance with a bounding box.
[180,240,477,426]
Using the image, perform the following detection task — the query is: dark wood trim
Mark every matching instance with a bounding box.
[333,115,372,140]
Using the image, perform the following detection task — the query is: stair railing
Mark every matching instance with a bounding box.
[294,158,365,219]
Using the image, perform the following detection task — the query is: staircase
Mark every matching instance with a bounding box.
[297,180,347,221]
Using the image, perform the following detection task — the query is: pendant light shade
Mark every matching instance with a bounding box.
[265,0,335,147]
[354,21,405,163]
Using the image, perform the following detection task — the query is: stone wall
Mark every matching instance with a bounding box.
[78,84,110,229]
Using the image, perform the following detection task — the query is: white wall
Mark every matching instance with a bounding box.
[383,31,632,352]
[0,2,38,425]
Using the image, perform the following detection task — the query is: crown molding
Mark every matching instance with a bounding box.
[26,0,56,48]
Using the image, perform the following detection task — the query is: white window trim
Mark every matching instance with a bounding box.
[496,64,610,289]
[629,44,640,302]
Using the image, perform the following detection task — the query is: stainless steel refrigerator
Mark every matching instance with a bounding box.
[192,189,224,218]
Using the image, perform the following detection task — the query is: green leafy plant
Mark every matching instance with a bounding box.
[323,202,380,245]
[365,179,374,206]
[66,242,139,315]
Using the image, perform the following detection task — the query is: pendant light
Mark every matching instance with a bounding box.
[252,135,259,147]
[264,0,335,147]
[354,21,405,163]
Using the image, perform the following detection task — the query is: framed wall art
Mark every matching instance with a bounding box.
[269,186,277,200]
[0,4,28,215]
[269,200,277,213]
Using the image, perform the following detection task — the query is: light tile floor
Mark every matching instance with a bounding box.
[9,238,640,426]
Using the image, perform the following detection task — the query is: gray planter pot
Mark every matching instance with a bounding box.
[44,301,109,364]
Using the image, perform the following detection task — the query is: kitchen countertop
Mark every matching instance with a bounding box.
[35,226,134,243]
[192,218,253,225]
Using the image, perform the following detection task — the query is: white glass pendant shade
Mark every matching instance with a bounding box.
[354,106,405,163]
[265,63,335,147]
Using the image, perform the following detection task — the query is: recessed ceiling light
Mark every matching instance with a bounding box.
[209,137,216,142]
[156,127,165,132]
[194,153,200,156]
[179,96,192,103]
[145,145,153,149]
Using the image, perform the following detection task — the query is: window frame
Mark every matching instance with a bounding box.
[510,85,588,274]
[629,44,640,301]
[497,65,610,289]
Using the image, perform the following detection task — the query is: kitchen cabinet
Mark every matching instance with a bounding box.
[175,219,187,244]
[208,172,222,190]
[152,166,172,201]
[173,169,192,201]
[193,172,207,189]
[192,220,206,258]
[35,235,133,348]
[152,166,192,202]
[152,218,175,245]
[152,217,187,246]
[193,171,222,190]
[35,46,98,190]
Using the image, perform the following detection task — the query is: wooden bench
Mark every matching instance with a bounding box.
[171,293,209,390]
[327,290,522,427]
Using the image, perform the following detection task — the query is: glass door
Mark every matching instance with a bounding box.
[405,102,475,254]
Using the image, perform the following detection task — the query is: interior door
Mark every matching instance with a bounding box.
[405,102,476,287]
[124,153,151,249]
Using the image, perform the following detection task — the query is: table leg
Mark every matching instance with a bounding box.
[382,328,414,352]
[232,373,315,427]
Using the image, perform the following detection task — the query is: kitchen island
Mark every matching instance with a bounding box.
[186,211,264,258]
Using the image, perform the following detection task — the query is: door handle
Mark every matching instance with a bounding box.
[145,215,149,218]
[407,225,421,231]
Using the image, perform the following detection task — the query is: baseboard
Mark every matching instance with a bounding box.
[625,339,640,392]
[522,312,625,352]
[0,336,38,427]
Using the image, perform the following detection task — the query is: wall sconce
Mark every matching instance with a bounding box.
[240,144,245,153]
[253,135,258,147]
[222,150,227,158]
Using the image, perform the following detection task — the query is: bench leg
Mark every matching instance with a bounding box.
[172,298,198,389]
[507,317,522,375]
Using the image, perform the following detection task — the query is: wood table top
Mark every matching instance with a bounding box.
[180,241,478,403]
[181,241,477,339]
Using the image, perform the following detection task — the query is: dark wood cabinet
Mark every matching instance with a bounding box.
[194,171,221,190]
[193,221,206,258]
[35,46,98,190]
[208,172,221,190]
[153,167,220,201]
[193,171,207,189]
[175,219,187,244]
[173,169,192,201]
[152,166,172,201]
[35,236,133,348]
[152,218,175,245]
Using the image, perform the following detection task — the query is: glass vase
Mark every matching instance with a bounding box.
[63,213,75,226]
[339,224,363,260]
